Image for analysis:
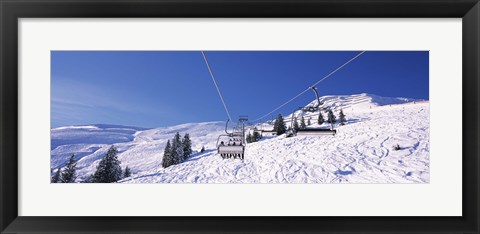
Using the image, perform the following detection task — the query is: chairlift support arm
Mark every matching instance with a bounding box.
[310,86,321,107]
[225,119,232,135]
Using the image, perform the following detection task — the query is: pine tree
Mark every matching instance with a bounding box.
[169,136,178,165]
[318,111,325,125]
[300,116,307,130]
[92,146,123,183]
[60,154,77,183]
[339,109,346,125]
[246,132,252,143]
[175,146,184,164]
[162,140,173,168]
[293,118,300,132]
[273,114,287,135]
[182,133,192,161]
[124,166,132,178]
[307,118,311,126]
[51,168,61,183]
[327,110,336,125]
[200,146,205,153]
[171,132,184,165]
[253,131,261,142]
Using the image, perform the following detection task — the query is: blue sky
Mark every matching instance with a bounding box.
[51,51,428,128]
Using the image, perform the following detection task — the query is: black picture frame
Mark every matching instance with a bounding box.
[1,0,479,233]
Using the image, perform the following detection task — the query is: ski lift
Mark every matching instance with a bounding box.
[202,52,249,159]
[288,87,336,137]
[216,117,247,160]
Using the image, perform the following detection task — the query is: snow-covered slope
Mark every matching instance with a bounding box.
[51,93,429,183]
[257,93,419,131]
[307,93,417,111]
[51,122,226,181]
[51,125,145,170]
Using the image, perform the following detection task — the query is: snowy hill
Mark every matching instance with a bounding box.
[306,93,417,111]
[51,93,429,183]
[51,122,226,181]
[258,93,419,131]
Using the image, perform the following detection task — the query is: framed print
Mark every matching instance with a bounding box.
[1,0,479,233]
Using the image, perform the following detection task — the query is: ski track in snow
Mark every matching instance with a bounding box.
[51,93,430,183]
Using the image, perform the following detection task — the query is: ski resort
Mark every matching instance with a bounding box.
[51,93,429,183]
[50,51,429,183]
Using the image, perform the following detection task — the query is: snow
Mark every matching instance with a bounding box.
[51,122,226,180]
[50,125,144,169]
[51,93,429,183]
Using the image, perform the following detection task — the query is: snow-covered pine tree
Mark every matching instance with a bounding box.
[300,116,307,130]
[168,141,175,161]
[273,114,286,135]
[60,154,77,183]
[171,132,184,164]
[318,111,325,125]
[92,145,123,183]
[169,137,179,165]
[253,131,261,142]
[124,166,132,178]
[162,140,173,168]
[182,133,192,161]
[51,168,61,183]
[339,109,346,125]
[246,132,252,143]
[175,145,184,164]
[293,118,300,132]
[327,110,336,124]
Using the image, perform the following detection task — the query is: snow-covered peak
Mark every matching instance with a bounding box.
[303,93,420,112]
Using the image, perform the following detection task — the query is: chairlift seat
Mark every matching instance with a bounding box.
[218,145,245,154]
[296,128,336,136]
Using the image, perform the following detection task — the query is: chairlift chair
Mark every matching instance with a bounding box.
[216,117,247,160]
[289,87,336,137]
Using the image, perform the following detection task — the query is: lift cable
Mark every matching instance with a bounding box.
[251,51,366,123]
[201,51,233,121]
